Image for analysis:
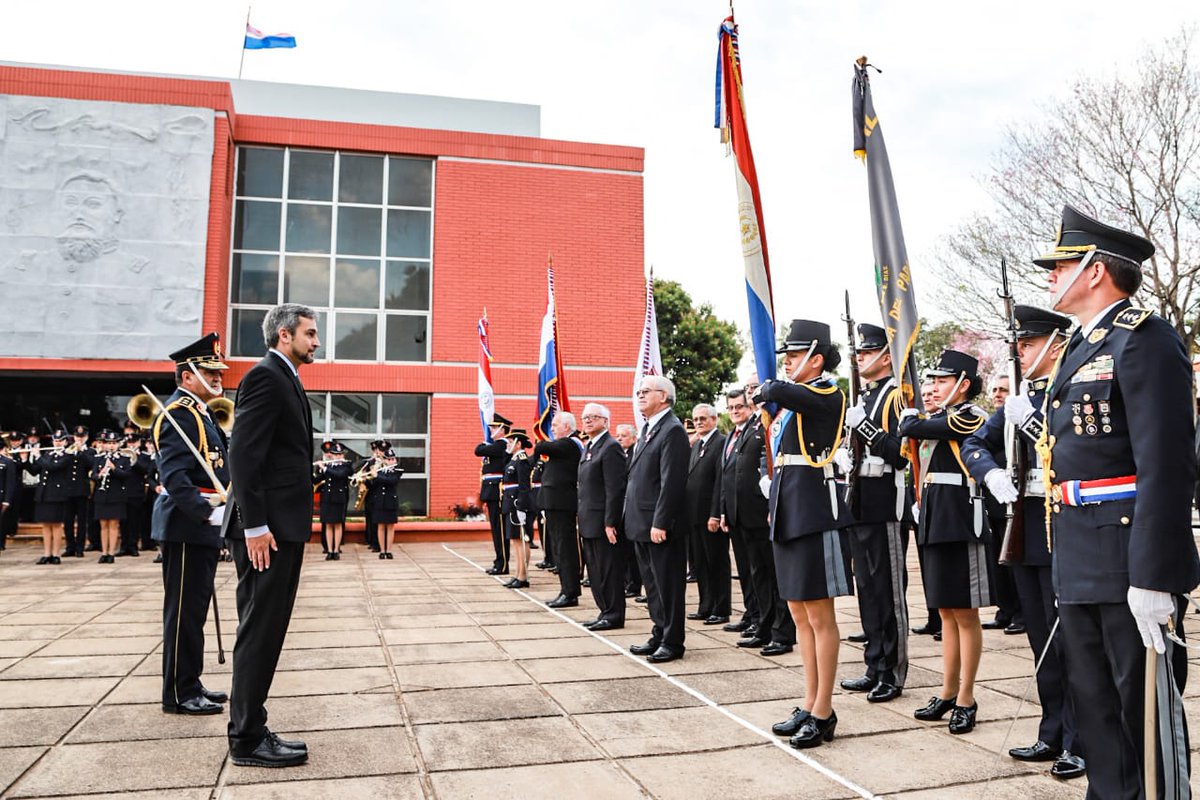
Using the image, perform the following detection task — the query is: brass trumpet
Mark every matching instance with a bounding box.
[127,393,158,430]
[208,397,235,434]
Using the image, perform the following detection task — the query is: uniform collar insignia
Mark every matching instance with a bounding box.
[1087,327,1107,344]
[1028,378,1049,391]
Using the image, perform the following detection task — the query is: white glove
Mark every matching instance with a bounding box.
[1004,393,1034,426]
[832,448,854,474]
[899,407,920,421]
[845,404,867,430]
[516,511,527,525]
[983,468,1019,504]
[206,504,226,527]
[758,474,772,498]
[1128,586,1175,654]
[911,502,920,520]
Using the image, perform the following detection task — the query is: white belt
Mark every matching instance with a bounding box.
[775,455,810,467]
[858,462,894,476]
[925,472,964,486]
[1025,468,1046,497]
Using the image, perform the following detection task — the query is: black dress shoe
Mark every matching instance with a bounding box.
[547,595,578,608]
[485,566,503,575]
[723,620,751,633]
[948,702,978,734]
[911,621,941,636]
[507,579,529,589]
[847,631,869,643]
[646,647,682,663]
[634,595,647,604]
[867,683,902,703]
[771,707,811,736]
[761,641,794,656]
[50,556,62,564]
[36,556,50,565]
[629,641,660,656]
[704,615,730,625]
[548,566,560,574]
[789,711,837,749]
[200,686,229,704]
[913,696,956,721]
[1004,622,1026,635]
[686,612,707,620]
[163,696,224,715]
[266,729,307,752]
[230,735,308,768]
[840,674,877,692]
[581,578,591,587]
[624,589,639,598]
[325,552,334,561]
[331,552,341,560]
[736,636,769,649]
[933,631,942,641]
[535,560,550,569]
[587,620,622,632]
[385,552,394,559]
[1050,751,1086,779]
[685,572,697,583]
[981,617,1009,630]
[1008,740,1061,762]
[154,554,164,563]
[743,624,760,637]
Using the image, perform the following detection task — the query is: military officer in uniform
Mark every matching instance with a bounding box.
[24,430,74,565]
[476,414,513,575]
[962,304,1085,779]
[316,441,352,560]
[152,333,232,716]
[0,436,19,550]
[836,322,911,704]
[500,428,533,589]
[62,424,92,557]
[1035,205,1199,797]
[91,430,133,564]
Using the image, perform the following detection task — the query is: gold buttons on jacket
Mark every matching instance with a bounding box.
[1120,516,1130,525]
[1052,400,1061,409]
[1052,504,1061,514]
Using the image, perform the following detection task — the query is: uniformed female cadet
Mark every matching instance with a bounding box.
[500,429,533,589]
[316,441,352,560]
[755,320,854,750]
[366,443,402,559]
[23,429,73,565]
[897,349,992,734]
[91,430,133,564]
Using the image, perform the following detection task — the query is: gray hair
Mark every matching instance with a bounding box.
[263,303,317,348]
[583,402,611,421]
[616,423,636,437]
[553,411,577,433]
[692,403,716,419]
[640,374,676,404]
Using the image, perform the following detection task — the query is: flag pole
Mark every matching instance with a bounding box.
[238,5,251,80]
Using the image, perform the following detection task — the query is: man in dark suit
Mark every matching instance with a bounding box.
[224,304,319,768]
[152,333,231,716]
[577,403,627,630]
[718,388,793,655]
[624,376,690,663]
[1036,205,1199,796]
[614,424,642,598]
[684,404,728,624]
[533,412,585,607]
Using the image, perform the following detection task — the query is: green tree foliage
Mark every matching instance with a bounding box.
[654,279,744,418]
[913,318,964,375]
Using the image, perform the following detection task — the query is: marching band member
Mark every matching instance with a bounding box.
[23,429,72,565]
[90,430,132,564]
[315,441,352,560]
[366,443,402,559]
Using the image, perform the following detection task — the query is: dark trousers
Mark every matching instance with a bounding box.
[696,525,731,618]
[635,533,687,652]
[848,521,910,686]
[364,506,378,550]
[63,496,88,552]
[545,510,580,598]
[485,499,507,570]
[1011,563,1077,752]
[745,530,795,644]
[729,525,758,625]
[582,536,626,624]
[160,541,219,707]
[1059,600,1190,799]
[622,535,641,594]
[227,538,305,753]
[121,500,144,553]
[913,532,941,631]
[989,515,1023,625]
[140,500,156,549]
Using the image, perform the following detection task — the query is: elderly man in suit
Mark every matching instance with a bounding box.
[534,412,586,607]
[224,304,319,768]
[625,376,690,663]
[577,403,627,630]
[684,404,729,625]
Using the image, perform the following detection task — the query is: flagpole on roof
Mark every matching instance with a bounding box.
[238,6,251,80]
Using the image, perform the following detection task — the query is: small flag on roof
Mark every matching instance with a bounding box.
[244,23,296,50]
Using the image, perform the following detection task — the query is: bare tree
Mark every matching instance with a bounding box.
[930,29,1200,351]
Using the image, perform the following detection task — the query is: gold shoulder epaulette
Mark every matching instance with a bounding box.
[1113,307,1153,330]
[172,396,198,410]
[513,452,527,461]
[947,405,985,435]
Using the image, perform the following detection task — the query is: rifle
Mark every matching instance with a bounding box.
[997,258,1026,565]
[842,291,864,512]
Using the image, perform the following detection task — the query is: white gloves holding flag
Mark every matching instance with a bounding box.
[1128,586,1175,654]
[983,468,1020,504]
[899,407,920,421]
[758,474,772,499]
[845,403,867,430]
[207,504,226,527]
[832,448,854,475]
[1004,391,1035,427]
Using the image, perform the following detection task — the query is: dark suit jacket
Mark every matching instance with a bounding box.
[685,431,724,528]
[715,420,769,534]
[577,431,626,539]
[533,435,584,511]
[226,353,314,542]
[622,413,690,542]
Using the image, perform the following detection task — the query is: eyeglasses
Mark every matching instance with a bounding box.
[635,388,665,397]
[727,404,747,411]
[581,414,605,421]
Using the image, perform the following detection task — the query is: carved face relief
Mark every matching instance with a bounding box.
[56,175,122,264]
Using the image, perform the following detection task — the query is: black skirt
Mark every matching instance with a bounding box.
[773,529,853,602]
[372,506,398,525]
[93,502,126,521]
[923,539,995,609]
[320,501,347,524]
[504,512,526,541]
[34,500,65,524]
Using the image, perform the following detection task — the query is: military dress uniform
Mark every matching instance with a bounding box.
[316,455,352,525]
[365,449,402,558]
[842,323,912,700]
[63,427,93,556]
[25,438,73,526]
[475,413,512,574]
[151,333,232,715]
[0,446,20,548]
[91,448,132,521]
[1036,206,1199,798]
[501,442,532,544]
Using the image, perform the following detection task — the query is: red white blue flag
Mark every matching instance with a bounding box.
[534,260,570,441]
[632,270,663,430]
[244,23,297,50]
[478,312,495,441]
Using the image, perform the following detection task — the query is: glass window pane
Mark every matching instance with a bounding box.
[381,395,428,434]
[385,261,430,311]
[285,204,332,254]
[388,158,433,207]
[385,314,427,362]
[231,308,267,357]
[335,312,378,361]
[313,310,328,361]
[233,200,281,251]
[334,258,380,309]
[336,206,382,257]
[282,256,330,306]
[287,151,334,201]
[329,393,378,433]
[392,438,427,474]
[338,154,383,204]
[396,479,427,516]
[386,210,431,258]
[237,147,284,198]
[230,253,279,304]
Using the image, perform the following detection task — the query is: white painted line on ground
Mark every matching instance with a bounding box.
[442,543,880,800]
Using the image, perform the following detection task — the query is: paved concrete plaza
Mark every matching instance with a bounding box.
[0,537,1196,799]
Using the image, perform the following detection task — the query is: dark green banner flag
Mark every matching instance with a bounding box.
[852,60,921,405]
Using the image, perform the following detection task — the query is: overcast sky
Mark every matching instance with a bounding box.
[3,0,1196,368]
